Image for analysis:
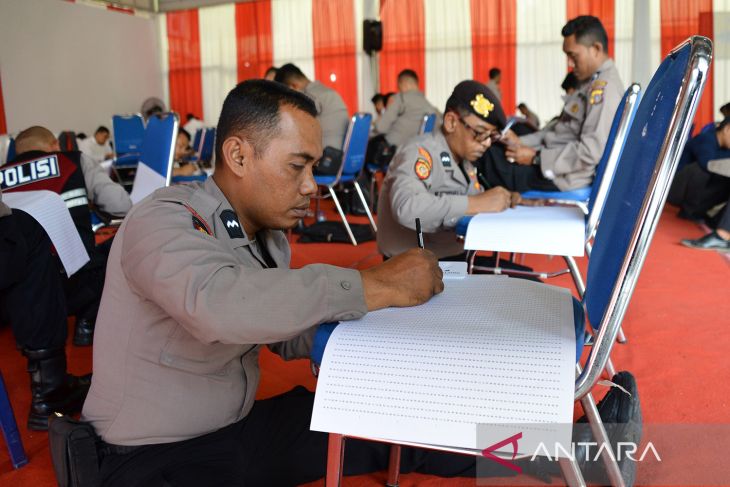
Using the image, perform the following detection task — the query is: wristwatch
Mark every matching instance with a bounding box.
[532,151,541,166]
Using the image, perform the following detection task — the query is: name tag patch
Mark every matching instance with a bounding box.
[0,156,60,190]
[220,209,245,239]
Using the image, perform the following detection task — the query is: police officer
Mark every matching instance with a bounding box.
[0,188,91,430]
[82,80,501,486]
[374,69,441,148]
[481,16,624,192]
[275,63,350,151]
[377,80,519,259]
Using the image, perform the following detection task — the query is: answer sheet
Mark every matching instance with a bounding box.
[4,190,90,276]
[311,276,576,456]
[463,206,586,256]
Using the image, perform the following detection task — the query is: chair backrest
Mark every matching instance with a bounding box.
[339,113,372,178]
[200,128,215,163]
[191,128,204,156]
[112,114,145,155]
[130,113,179,204]
[577,36,712,398]
[58,131,79,152]
[584,83,642,240]
[419,113,437,134]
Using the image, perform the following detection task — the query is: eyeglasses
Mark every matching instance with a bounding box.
[458,117,501,143]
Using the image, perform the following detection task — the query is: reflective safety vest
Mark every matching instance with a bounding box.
[2,151,94,251]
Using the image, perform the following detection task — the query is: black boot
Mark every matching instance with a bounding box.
[22,348,92,431]
[73,318,95,347]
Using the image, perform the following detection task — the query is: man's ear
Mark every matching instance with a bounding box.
[443,111,458,134]
[221,136,255,178]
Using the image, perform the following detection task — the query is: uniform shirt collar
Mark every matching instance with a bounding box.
[202,176,253,247]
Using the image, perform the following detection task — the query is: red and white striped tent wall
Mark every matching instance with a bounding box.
[154,0,730,133]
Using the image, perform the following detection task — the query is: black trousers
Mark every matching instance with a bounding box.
[668,162,730,220]
[476,145,560,193]
[0,210,68,349]
[63,249,106,322]
[99,386,514,487]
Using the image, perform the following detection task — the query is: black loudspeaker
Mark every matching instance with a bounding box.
[363,19,382,54]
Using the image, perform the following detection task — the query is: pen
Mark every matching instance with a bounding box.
[415,218,424,249]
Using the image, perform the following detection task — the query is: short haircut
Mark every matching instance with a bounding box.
[264,66,278,77]
[561,15,609,54]
[720,102,730,116]
[186,113,196,121]
[95,126,109,135]
[15,126,57,155]
[178,127,191,142]
[718,116,730,131]
[397,69,419,84]
[371,93,384,104]
[274,63,307,85]
[215,79,317,165]
[488,67,501,79]
[561,71,580,92]
[517,103,527,110]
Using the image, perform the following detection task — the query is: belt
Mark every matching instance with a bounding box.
[98,441,144,456]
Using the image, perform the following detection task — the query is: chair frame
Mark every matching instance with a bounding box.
[322,36,712,487]
[314,113,377,246]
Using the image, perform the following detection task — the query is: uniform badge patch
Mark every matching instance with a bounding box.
[192,215,211,235]
[591,80,608,90]
[415,160,431,180]
[589,89,604,105]
[470,93,494,118]
[440,151,452,168]
[417,147,433,167]
[570,103,580,114]
[220,210,245,239]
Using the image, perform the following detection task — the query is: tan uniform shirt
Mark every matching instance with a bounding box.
[375,90,440,147]
[377,130,481,259]
[0,188,10,218]
[304,81,350,150]
[79,153,132,217]
[486,80,502,101]
[82,177,368,445]
[521,59,624,191]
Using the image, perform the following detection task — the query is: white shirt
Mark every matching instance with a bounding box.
[183,118,206,136]
[79,137,112,163]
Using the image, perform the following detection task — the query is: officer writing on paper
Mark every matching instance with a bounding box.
[480,15,623,192]
[377,80,521,260]
[82,80,490,486]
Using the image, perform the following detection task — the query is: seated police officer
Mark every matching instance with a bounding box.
[9,126,131,346]
[0,188,91,430]
[377,80,519,260]
[82,80,503,486]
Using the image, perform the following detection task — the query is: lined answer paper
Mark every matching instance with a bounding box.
[311,276,575,455]
[4,190,90,276]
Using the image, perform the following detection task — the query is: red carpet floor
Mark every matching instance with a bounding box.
[1,205,729,486]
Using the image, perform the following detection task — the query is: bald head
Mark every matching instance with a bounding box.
[15,126,60,155]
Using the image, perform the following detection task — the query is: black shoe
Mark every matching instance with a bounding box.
[73,318,95,347]
[23,348,92,431]
[680,231,730,252]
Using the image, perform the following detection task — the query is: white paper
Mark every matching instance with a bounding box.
[438,261,467,279]
[130,163,166,204]
[4,190,89,276]
[311,276,576,455]
[463,206,586,257]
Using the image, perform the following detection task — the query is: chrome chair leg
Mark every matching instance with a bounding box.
[605,357,618,378]
[328,186,357,245]
[563,256,586,298]
[617,327,627,343]
[558,455,586,487]
[353,180,377,232]
[325,434,345,487]
[579,392,626,487]
[386,445,401,487]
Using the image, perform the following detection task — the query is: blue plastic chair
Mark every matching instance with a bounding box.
[129,113,179,204]
[199,128,215,164]
[419,113,437,135]
[0,372,28,469]
[322,36,712,487]
[111,114,145,168]
[314,113,377,246]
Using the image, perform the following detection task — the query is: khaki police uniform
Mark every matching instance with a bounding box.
[520,59,624,190]
[304,80,350,150]
[486,80,502,101]
[79,153,132,216]
[375,90,440,147]
[82,177,368,445]
[377,130,482,259]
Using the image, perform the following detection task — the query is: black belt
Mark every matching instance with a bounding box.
[98,441,143,456]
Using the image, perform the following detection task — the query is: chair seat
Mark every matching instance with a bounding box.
[171,174,208,184]
[521,186,592,202]
[114,153,140,167]
[314,173,357,186]
[310,297,586,366]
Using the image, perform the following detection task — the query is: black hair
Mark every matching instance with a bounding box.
[186,113,197,121]
[178,127,191,141]
[720,102,730,116]
[561,15,609,54]
[561,71,580,92]
[397,69,419,84]
[517,103,527,110]
[488,67,501,79]
[95,126,109,135]
[383,92,395,106]
[274,63,306,85]
[371,93,384,104]
[215,79,317,165]
[718,116,730,131]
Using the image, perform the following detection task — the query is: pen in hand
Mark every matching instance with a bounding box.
[415,218,425,249]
